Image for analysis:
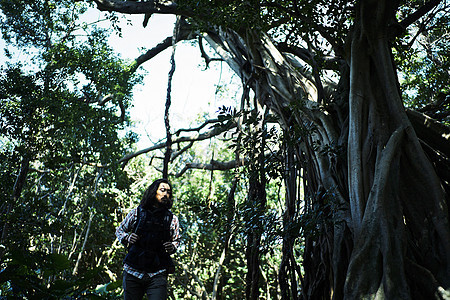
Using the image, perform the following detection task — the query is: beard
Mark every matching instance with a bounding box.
[158,197,173,209]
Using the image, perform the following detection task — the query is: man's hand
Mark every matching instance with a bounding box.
[163,242,176,254]
[127,233,139,244]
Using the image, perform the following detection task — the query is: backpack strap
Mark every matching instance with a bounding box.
[163,210,174,242]
[133,206,144,234]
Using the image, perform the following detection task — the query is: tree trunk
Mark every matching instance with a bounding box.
[1,156,30,251]
[73,211,94,275]
[245,105,268,300]
[246,178,265,300]
[279,141,301,300]
[343,1,450,298]
[202,1,450,295]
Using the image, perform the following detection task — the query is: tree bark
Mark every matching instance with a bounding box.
[245,178,265,300]
[343,1,450,298]
[202,19,449,298]
[93,0,450,298]
[73,211,94,275]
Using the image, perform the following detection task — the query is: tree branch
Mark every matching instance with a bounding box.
[278,43,343,71]
[97,93,114,105]
[73,211,94,275]
[177,261,209,298]
[174,118,219,135]
[175,158,247,177]
[406,108,450,157]
[0,156,30,251]
[119,121,237,167]
[129,18,196,73]
[260,1,343,54]
[399,0,443,29]
[390,0,444,38]
[171,141,194,161]
[199,36,223,68]
[93,0,192,16]
[129,36,172,73]
[163,29,176,178]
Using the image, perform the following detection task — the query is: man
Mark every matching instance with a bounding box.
[116,178,180,300]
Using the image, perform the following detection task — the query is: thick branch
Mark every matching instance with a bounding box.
[130,19,196,73]
[175,158,247,177]
[130,37,172,73]
[163,33,176,178]
[399,0,443,29]
[406,108,450,157]
[390,0,443,38]
[345,128,408,299]
[93,0,191,16]
[418,94,450,119]
[278,43,343,71]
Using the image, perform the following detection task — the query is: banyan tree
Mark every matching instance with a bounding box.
[94,0,450,299]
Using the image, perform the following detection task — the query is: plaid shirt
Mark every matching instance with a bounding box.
[116,207,180,279]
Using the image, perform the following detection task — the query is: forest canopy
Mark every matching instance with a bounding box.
[1,0,450,299]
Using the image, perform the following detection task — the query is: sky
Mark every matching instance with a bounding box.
[101,12,242,148]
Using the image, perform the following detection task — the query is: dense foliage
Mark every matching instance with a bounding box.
[0,0,140,297]
[0,2,287,298]
[1,0,450,299]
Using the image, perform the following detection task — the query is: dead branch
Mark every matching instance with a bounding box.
[119,121,237,167]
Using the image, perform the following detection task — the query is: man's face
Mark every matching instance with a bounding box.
[155,182,171,207]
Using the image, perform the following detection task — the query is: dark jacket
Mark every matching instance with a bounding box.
[124,205,174,273]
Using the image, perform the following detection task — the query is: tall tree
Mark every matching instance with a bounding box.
[91,0,449,298]
[0,0,140,297]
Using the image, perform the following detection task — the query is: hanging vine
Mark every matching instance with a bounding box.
[163,17,181,178]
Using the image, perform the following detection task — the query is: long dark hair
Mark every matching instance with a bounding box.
[140,178,173,209]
